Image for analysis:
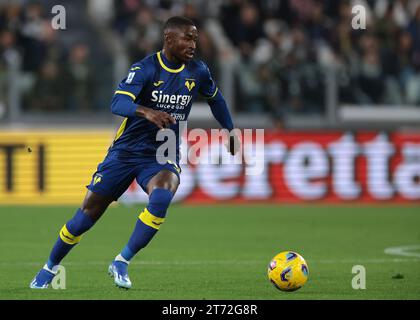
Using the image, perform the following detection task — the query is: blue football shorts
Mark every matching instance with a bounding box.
[87,152,181,200]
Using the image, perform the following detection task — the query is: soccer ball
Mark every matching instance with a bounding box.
[267,251,309,292]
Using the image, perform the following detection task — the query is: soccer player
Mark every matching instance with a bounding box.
[30,16,240,289]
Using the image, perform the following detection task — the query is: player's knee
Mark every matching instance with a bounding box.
[147,188,173,216]
[80,205,103,221]
[147,170,179,194]
[80,194,110,221]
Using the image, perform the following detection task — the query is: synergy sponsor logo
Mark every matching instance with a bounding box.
[151,90,192,110]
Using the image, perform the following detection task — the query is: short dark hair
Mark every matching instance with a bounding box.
[163,16,195,32]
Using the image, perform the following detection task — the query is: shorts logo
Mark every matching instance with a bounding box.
[93,174,102,185]
[153,80,164,87]
[184,79,195,92]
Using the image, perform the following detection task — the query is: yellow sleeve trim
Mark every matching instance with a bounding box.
[115,90,136,100]
[208,87,219,99]
[59,224,82,245]
[139,208,165,230]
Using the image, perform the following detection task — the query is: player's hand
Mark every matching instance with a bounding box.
[225,130,241,156]
[136,106,176,129]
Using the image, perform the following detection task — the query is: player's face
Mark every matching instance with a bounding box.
[171,25,198,62]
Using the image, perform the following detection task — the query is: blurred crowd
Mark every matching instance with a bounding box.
[0,1,98,113]
[1,0,420,120]
[222,0,420,117]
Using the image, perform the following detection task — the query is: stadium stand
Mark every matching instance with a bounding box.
[0,0,419,128]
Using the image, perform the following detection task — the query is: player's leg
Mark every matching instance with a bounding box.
[47,191,114,267]
[30,191,114,289]
[109,170,179,289]
[30,151,138,289]
[121,170,179,258]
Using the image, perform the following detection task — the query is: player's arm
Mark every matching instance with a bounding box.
[111,65,143,117]
[135,105,175,129]
[111,65,175,129]
[200,63,240,155]
[208,92,241,155]
[207,90,234,131]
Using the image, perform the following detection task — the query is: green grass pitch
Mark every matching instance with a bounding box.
[0,204,419,300]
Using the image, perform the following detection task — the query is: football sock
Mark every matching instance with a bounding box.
[115,253,130,264]
[47,208,95,269]
[119,188,173,261]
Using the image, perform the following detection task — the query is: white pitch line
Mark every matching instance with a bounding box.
[384,244,420,258]
[0,258,419,267]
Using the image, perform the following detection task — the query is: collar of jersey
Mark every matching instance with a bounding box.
[157,51,185,73]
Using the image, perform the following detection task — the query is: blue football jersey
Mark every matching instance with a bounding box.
[108,51,218,162]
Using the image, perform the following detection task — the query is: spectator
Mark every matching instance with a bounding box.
[236,3,266,57]
[0,29,20,118]
[183,3,203,29]
[20,1,46,73]
[124,7,161,62]
[63,43,95,111]
[0,29,20,68]
[0,3,23,34]
[196,29,219,78]
[25,61,66,111]
[356,34,385,104]
[113,0,143,34]
[407,5,420,64]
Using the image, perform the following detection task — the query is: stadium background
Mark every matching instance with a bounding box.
[0,0,419,300]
